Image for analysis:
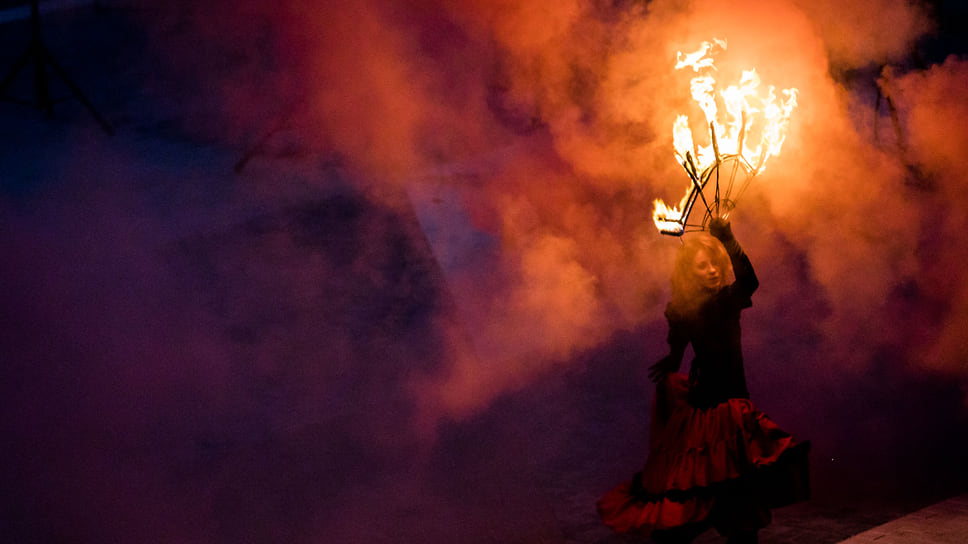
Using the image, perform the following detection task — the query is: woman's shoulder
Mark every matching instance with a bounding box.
[665,299,705,322]
[720,282,753,310]
[664,301,685,322]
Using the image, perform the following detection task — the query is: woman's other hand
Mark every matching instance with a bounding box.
[648,355,680,383]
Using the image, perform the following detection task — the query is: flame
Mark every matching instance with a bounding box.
[654,39,799,234]
[652,193,691,235]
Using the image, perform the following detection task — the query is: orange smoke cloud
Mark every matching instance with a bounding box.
[412,0,968,425]
[793,0,935,69]
[138,0,968,425]
[888,56,968,388]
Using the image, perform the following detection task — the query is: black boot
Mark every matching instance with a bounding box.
[726,530,758,544]
[651,522,708,543]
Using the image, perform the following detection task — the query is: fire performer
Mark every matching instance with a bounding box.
[597,218,810,544]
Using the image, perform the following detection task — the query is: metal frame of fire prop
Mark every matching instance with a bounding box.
[653,126,757,236]
[653,39,798,237]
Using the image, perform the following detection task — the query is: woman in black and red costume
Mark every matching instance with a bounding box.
[597,218,810,544]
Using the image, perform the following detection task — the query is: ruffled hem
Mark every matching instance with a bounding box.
[597,373,810,535]
[641,396,796,493]
[597,479,714,535]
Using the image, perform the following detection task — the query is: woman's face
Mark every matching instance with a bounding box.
[692,248,721,291]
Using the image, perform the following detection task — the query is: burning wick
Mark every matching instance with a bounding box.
[653,38,799,236]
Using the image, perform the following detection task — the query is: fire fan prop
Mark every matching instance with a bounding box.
[653,39,798,236]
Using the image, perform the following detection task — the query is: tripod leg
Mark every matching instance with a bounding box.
[40,44,114,135]
[33,42,52,115]
[0,45,35,97]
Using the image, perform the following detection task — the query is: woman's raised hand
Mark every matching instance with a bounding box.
[708,217,733,241]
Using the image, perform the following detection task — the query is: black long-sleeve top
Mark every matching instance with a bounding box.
[664,233,759,408]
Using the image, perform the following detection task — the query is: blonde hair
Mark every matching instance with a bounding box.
[668,233,733,316]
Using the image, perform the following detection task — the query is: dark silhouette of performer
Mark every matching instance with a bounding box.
[598,218,810,544]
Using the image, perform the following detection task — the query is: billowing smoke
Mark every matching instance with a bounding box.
[795,0,934,70]
[109,0,968,425]
[888,56,968,381]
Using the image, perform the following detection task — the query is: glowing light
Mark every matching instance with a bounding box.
[652,196,689,235]
[653,39,799,235]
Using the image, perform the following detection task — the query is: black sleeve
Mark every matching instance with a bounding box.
[711,226,759,305]
[664,305,689,366]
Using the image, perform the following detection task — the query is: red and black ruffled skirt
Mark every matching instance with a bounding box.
[597,373,810,537]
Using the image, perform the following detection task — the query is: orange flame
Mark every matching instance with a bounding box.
[653,39,799,234]
[652,194,691,235]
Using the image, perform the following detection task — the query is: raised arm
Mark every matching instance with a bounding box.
[709,218,758,298]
